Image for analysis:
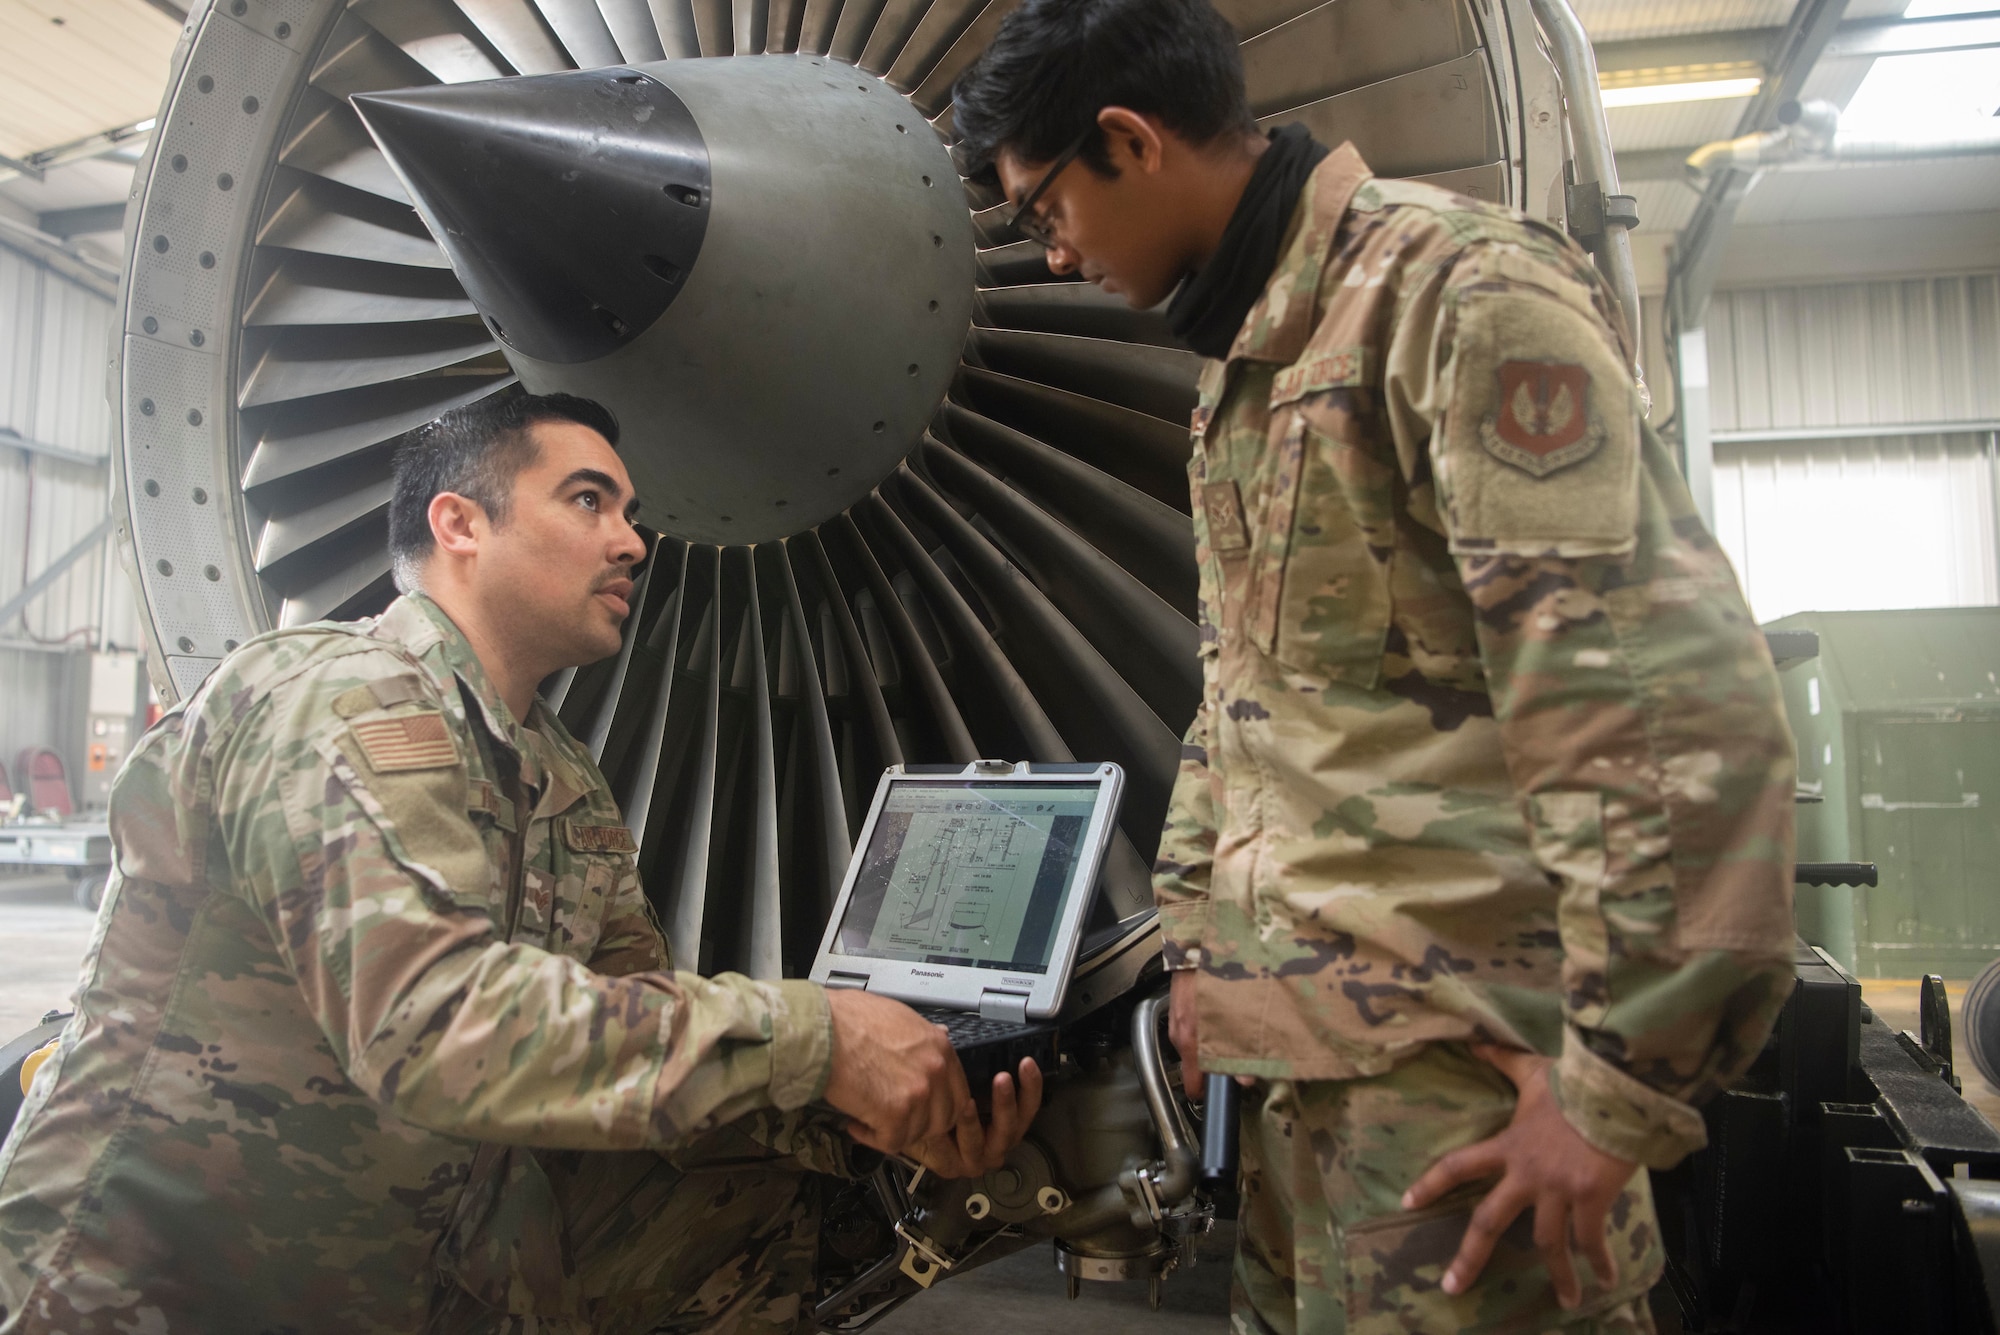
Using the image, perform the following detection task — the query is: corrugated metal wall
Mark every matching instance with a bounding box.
[1707,273,2000,436]
[1699,273,2000,624]
[1713,432,2000,624]
[0,244,145,809]
[0,245,140,650]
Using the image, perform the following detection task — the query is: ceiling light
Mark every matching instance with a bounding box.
[1600,77,1764,107]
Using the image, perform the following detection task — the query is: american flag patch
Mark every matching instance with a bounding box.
[349,712,459,772]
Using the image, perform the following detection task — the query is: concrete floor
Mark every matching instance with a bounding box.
[0,873,93,1039]
[3,879,1996,1330]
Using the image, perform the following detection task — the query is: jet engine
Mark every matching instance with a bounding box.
[104,0,1594,1321]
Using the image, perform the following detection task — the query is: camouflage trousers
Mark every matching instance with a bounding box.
[1231,1043,1664,1334]
[428,1112,849,1335]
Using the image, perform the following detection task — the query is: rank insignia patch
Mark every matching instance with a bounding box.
[1203,480,1250,552]
[349,712,459,772]
[1480,361,1604,476]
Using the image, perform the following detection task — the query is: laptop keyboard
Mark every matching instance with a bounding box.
[915,1006,1033,1046]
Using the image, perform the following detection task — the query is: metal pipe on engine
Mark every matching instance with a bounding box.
[1040,993,1203,1242]
[1525,0,1644,350]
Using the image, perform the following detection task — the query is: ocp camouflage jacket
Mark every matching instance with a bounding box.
[0,594,834,1333]
[1152,144,1798,1170]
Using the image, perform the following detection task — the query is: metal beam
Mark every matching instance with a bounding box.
[1596,28,1781,75]
[0,118,154,189]
[1594,10,2000,76]
[0,430,109,469]
[38,204,127,240]
[1822,9,2000,59]
[0,152,44,183]
[1742,0,1855,130]
[1619,134,2000,180]
[1666,0,1853,530]
[0,516,114,633]
[1716,419,2000,444]
[1671,0,1853,331]
[0,216,120,300]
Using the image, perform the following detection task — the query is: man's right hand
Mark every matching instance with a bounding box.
[823,989,971,1155]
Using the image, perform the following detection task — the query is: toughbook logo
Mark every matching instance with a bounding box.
[910,969,946,979]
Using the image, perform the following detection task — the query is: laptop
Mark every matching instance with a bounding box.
[810,759,1125,1080]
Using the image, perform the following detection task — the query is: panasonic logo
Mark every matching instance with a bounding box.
[911,969,945,979]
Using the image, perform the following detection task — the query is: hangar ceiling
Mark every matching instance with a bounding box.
[1,0,1994,270]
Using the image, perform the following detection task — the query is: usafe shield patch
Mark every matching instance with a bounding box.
[1480,360,1603,476]
[349,711,459,772]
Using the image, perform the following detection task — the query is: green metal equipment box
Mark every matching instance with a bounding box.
[1771,608,2000,979]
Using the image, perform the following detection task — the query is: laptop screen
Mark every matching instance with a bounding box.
[830,780,1106,975]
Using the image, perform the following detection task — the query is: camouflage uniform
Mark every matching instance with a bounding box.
[1151,144,1797,1330]
[0,593,850,1335]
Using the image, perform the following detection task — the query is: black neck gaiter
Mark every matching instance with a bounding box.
[1165,124,1331,360]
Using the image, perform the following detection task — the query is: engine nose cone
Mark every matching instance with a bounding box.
[353,69,709,365]
[357,55,976,546]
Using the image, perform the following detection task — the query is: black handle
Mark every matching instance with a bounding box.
[1201,1073,1240,1185]
[1795,862,1879,887]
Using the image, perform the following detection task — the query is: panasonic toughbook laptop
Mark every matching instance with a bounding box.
[810,760,1124,1058]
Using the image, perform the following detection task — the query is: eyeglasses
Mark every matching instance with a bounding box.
[1007,128,1093,248]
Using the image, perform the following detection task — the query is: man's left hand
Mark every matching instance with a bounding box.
[912,1058,1045,1179]
[1400,1044,1635,1310]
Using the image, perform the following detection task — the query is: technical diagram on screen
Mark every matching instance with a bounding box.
[810,760,1124,1061]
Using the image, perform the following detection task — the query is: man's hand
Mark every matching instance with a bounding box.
[912,1057,1046,1179]
[1400,1044,1635,1309]
[823,989,970,1155]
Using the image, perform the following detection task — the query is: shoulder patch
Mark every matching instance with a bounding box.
[1435,281,1640,559]
[349,710,459,772]
[1481,361,1602,475]
[561,819,637,854]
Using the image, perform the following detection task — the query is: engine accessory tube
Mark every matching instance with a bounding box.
[1201,1073,1240,1188]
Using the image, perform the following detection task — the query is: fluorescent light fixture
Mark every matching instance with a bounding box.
[1599,77,1763,107]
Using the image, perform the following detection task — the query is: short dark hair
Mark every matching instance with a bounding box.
[952,0,1253,184]
[388,390,620,591]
